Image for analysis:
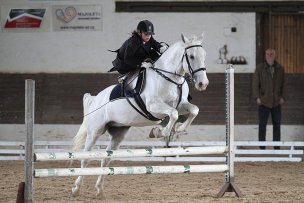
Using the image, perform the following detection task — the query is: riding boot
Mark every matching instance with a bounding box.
[119,77,127,97]
[121,80,125,97]
[118,73,130,97]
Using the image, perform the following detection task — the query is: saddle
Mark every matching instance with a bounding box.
[109,68,160,121]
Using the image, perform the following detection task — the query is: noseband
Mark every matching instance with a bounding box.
[183,45,206,78]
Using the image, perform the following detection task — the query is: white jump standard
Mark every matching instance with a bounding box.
[20,65,242,203]
[216,64,242,198]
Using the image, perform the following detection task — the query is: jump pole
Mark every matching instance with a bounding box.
[216,64,243,197]
[34,164,229,177]
[34,146,227,161]
[22,79,35,203]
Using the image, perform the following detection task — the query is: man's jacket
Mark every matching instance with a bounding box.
[252,61,285,108]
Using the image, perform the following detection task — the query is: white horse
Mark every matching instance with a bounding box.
[71,33,209,199]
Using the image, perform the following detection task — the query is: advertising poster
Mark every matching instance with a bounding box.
[4,8,46,28]
[52,5,102,31]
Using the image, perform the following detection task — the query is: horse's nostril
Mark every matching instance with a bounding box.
[198,82,203,87]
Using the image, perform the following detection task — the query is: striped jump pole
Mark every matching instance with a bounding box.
[34,164,229,177]
[34,146,227,161]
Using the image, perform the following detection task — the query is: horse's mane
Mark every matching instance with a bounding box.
[155,41,184,65]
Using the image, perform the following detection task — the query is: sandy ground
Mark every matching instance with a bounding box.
[1,160,303,203]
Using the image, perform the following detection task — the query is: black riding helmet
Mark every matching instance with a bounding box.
[137,20,155,35]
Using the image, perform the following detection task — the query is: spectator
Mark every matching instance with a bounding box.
[252,49,285,149]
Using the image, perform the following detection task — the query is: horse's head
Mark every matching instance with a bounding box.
[181,33,209,91]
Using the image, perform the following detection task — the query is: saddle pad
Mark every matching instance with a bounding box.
[109,68,146,102]
[110,84,123,101]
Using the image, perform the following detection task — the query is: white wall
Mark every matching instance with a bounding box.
[0,0,256,73]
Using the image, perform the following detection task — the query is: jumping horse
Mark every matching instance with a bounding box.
[71,33,209,199]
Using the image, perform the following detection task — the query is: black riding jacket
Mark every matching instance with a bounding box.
[111,34,161,74]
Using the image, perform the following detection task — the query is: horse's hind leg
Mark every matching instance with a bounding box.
[71,159,89,197]
[95,126,130,199]
[71,126,106,197]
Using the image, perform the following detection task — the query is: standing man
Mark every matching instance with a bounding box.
[252,49,285,149]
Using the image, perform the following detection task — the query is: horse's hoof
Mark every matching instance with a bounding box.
[70,187,80,197]
[174,122,184,132]
[149,127,156,138]
[149,127,164,138]
[69,192,76,198]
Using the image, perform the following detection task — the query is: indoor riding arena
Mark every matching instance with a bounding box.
[0,1,303,203]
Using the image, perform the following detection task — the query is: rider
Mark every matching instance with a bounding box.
[109,20,168,77]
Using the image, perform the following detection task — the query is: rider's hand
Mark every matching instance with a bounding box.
[159,45,168,53]
[141,61,153,69]
[144,58,153,63]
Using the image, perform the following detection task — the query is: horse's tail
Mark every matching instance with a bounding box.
[72,93,94,151]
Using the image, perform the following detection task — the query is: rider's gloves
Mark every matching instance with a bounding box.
[141,61,153,69]
[159,44,168,54]
[143,58,153,63]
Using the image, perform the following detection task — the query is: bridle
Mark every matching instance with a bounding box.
[149,44,206,108]
[182,44,206,79]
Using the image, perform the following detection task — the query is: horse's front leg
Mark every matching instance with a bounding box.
[174,102,199,132]
[147,103,179,138]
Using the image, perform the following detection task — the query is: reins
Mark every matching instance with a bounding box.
[150,67,185,110]
[150,67,185,86]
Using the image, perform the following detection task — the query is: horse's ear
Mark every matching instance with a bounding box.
[181,33,185,43]
[181,33,189,43]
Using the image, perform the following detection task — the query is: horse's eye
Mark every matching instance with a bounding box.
[190,55,194,59]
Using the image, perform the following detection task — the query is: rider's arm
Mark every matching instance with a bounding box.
[123,37,142,69]
[150,37,162,51]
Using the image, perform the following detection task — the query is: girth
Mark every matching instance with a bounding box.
[124,68,160,121]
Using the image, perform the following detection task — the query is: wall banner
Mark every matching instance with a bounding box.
[52,5,102,31]
[4,8,46,28]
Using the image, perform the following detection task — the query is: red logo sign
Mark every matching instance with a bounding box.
[5,9,46,28]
